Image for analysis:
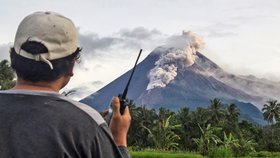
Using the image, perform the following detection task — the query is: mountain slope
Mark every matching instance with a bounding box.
[80,31,279,125]
[80,50,264,124]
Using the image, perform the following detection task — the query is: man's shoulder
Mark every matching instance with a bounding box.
[62,97,106,126]
[0,90,106,126]
[0,90,119,157]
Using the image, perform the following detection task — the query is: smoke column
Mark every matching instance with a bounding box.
[146,31,204,90]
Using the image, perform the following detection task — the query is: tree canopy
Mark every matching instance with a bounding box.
[0,59,15,90]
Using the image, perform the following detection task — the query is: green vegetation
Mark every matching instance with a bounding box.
[0,60,15,90]
[208,146,233,158]
[127,98,280,157]
[142,115,181,150]
[131,150,280,158]
[1,59,280,157]
[249,151,280,157]
[131,150,203,158]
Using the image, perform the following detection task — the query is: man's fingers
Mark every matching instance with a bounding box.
[123,106,130,116]
[111,97,120,115]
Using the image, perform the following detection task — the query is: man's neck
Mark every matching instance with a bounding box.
[13,84,59,92]
[13,78,66,92]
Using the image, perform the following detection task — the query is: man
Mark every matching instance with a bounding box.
[0,11,131,158]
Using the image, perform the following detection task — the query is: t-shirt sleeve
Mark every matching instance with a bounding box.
[118,146,131,158]
[65,99,130,158]
[91,123,130,158]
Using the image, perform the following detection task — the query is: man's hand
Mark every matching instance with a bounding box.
[109,97,131,147]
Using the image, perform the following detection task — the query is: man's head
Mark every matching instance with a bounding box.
[10,11,81,84]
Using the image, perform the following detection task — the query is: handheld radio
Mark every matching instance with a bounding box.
[105,49,142,124]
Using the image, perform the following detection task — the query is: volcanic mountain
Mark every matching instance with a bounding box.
[80,31,280,125]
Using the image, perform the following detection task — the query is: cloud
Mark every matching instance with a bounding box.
[118,27,162,40]
[77,27,163,59]
[78,31,120,58]
[231,15,276,23]
[67,27,167,98]
[207,31,237,38]
[76,27,165,69]
[0,27,163,63]
[195,22,238,38]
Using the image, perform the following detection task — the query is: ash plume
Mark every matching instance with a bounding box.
[146,31,204,90]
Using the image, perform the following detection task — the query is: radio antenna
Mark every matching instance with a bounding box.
[121,49,142,99]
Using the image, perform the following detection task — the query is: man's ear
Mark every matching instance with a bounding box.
[68,60,75,76]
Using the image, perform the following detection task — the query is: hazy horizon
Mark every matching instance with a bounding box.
[1,0,279,98]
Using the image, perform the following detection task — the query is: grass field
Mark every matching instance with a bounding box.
[131,150,280,158]
[131,151,203,158]
[247,151,280,158]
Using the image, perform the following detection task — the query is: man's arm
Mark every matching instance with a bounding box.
[109,97,131,158]
[91,123,130,158]
[109,97,131,147]
[58,95,131,158]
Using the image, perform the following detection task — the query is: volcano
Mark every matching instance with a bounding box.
[80,31,280,125]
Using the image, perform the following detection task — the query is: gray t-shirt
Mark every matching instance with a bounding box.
[0,90,130,158]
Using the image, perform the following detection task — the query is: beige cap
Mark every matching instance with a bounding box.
[14,11,78,69]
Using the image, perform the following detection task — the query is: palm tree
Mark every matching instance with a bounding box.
[262,100,280,144]
[177,107,191,126]
[191,107,211,129]
[226,103,240,122]
[224,103,241,136]
[176,107,191,150]
[158,107,174,124]
[128,104,157,147]
[262,100,280,125]
[209,98,225,125]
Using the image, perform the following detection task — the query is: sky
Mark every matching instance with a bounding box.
[1,0,280,99]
